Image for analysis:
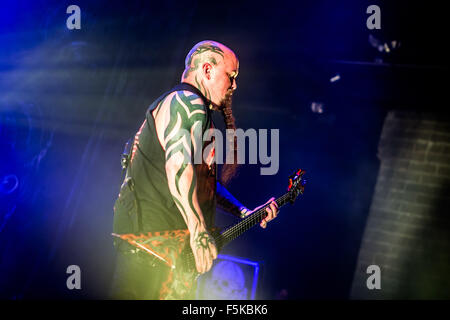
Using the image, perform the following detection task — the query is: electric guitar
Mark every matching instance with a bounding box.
[112,169,306,299]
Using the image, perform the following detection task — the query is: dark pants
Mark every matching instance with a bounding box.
[109,250,169,300]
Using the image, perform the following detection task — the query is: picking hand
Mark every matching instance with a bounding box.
[190,227,218,273]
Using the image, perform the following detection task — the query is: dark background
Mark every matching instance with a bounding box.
[0,0,448,299]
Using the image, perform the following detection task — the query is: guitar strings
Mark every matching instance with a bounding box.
[184,189,301,269]
[221,193,291,243]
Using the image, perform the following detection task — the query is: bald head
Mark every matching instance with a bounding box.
[181,40,239,108]
[182,41,236,79]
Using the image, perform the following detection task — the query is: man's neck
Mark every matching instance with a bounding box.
[181,78,218,111]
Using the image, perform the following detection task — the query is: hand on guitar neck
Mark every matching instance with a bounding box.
[189,197,279,273]
[242,197,280,229]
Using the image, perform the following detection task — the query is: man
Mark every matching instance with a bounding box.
[110,40,279,299]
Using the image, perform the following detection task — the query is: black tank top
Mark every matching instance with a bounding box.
[114,83,216,233]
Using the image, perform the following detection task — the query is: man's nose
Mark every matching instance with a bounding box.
[231,79,237,91]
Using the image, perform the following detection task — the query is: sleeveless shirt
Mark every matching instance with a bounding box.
[113,83,217,234]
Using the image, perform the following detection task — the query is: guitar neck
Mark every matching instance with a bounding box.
[182,170,305,271]
[215,192,293,249]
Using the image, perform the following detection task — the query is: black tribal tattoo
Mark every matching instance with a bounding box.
[163,90,207,227]
[195,231,214,249]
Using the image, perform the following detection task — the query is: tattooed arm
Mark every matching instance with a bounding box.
[153,90,217,274]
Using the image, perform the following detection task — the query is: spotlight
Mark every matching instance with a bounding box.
[369,34,401,53]
[310,102,324,114]
[330,74,340,83]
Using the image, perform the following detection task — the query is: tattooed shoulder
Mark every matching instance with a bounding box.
[164,90,206,133]
[163,90,207,163]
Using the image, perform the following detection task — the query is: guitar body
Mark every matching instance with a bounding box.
[112,229,201,300]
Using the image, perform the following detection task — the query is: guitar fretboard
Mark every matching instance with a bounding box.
[184,179,304,271]
[215,192,293,248]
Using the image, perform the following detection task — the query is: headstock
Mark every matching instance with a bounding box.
[287,169,306,204]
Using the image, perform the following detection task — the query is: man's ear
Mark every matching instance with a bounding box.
[202,63,212,80]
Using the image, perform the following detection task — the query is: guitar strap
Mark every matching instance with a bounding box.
[118,83,212,234]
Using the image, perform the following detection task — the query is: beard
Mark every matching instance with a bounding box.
[219,90,240,186]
